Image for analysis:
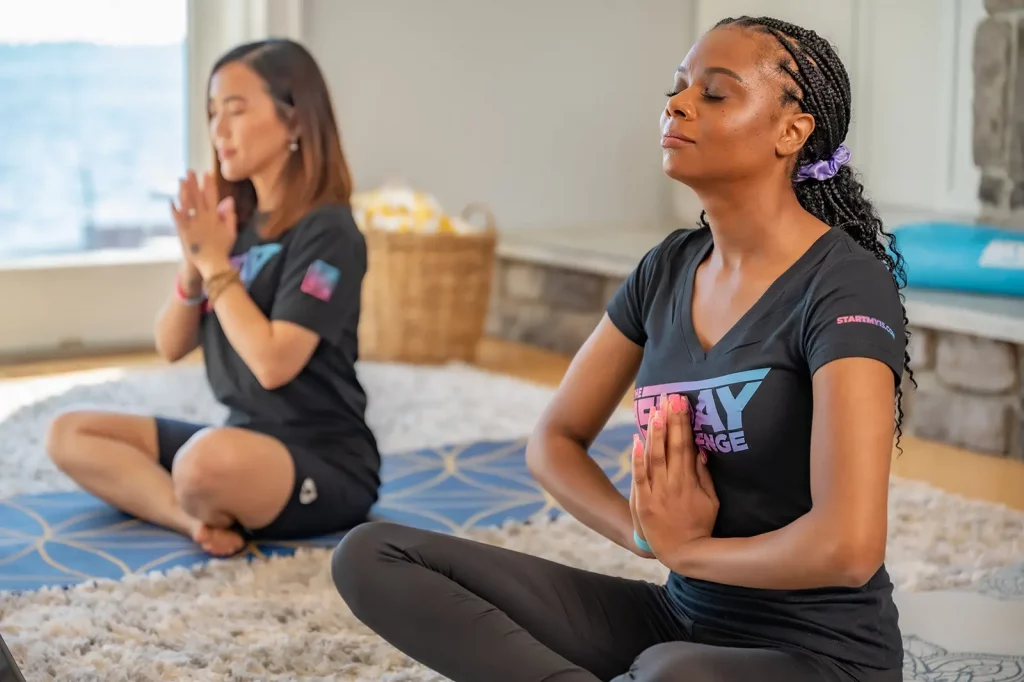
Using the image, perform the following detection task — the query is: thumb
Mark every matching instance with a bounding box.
[695,451,716,499]
[217,196,236,225]
[632,433,649,491]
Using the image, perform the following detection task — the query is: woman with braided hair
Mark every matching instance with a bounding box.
[331,15,908,682]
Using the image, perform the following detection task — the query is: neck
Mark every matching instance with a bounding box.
[693,176,818,268]
[250,154,291,213]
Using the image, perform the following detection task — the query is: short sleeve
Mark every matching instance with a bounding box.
[803,256,907,384]
[270,206,366,345]
[606,242,663,347]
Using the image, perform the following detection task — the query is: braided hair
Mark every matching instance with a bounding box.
[701,16,914,449]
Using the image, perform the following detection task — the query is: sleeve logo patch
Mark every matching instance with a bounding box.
[300,260,340,302]
[836,315,895,339]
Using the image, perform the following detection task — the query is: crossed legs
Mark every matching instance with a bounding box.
[332,521,853,681]
[46,410,295,556]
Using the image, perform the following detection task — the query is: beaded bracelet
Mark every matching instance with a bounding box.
[204,269,241,306]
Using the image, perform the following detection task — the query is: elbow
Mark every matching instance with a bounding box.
[154,338,185,364]
[253,365,293,391]
[525,421,564,483]
[251,356,302,391]
[826,536,885,588]
[525,425,549,481]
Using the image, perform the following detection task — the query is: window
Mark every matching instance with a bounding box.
[0,0,187,263]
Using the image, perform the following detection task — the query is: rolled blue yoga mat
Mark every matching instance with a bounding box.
[888,222,1024,297]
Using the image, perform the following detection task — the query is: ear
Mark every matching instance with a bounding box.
[776,112,815,160]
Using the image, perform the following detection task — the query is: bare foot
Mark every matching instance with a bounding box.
[192,522,247,557]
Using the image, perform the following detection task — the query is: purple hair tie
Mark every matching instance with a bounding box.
[795,144,851,183]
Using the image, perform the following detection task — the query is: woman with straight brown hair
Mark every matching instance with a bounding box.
[47,39,380,557]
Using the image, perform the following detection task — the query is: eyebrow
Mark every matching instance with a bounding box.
[676,65,744,82]
[208,94,247,107]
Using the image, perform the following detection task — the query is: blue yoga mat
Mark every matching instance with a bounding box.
[0,424,634,592]
[891,222,1024,297]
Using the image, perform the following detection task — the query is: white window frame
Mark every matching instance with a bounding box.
[0,0,303,361]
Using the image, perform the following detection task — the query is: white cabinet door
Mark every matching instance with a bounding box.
[855,0,978,216]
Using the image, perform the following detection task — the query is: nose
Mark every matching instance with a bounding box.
[209,112,230,143]
[665,91,696,120]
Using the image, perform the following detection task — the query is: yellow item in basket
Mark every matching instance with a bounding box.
[352,184,440,233]
[352,183,485,235]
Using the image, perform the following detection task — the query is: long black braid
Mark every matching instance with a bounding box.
[702,16,914,450]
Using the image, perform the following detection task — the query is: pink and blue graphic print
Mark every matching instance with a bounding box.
[301,259,340,302]
[202,243,282,313]
[633,368,770,454]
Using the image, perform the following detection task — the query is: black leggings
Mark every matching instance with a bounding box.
[332,521,896,682]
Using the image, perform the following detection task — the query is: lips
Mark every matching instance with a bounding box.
[661,130,695,145]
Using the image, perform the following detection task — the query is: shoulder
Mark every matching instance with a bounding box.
[801,230,907,348]
[292,203,361,237]
[807,230,900,300]
[636,226,710,277]
[284,203,365,250]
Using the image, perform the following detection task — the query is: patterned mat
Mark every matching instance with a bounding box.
[0,424,634,592]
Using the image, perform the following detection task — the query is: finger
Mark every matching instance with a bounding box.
[202,171,218,212]
[678,397,703,481]
[695,450,717,500]
[681,395,699,479]
[175,177,187,211]
[645,396,668,484]
[665,394,691,484]
[184,171,202,216]
[169,199,181,226]
[631,432,649,492]
[218,196,237,231]
[177,177,194,220]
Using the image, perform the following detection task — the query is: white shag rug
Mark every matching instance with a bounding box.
[0,362,1021,681]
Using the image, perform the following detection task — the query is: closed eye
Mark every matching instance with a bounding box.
[665,87,725,101]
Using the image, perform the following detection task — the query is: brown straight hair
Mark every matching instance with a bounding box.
[208,39,353,239]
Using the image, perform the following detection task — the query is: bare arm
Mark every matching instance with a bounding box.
[665,356,896,589]
[204,256,320,390]
[526,315,645,554]
[153,264,203,362]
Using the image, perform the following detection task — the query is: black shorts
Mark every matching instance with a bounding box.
[155,417,377,540]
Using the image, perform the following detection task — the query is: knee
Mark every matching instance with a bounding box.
[171,429,244,503]
[46,410,90,470]
[625,643,733,682]
[331,521,405,616]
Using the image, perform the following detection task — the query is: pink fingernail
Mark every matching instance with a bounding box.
[651,409,664,429]
[668,394,681,413]
[633,433,643,456]
[700,451,708,464]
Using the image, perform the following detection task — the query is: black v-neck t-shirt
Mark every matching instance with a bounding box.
[200,203,380,492]
[606,226,906,670]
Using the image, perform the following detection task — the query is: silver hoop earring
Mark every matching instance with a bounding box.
[290,139,299,152]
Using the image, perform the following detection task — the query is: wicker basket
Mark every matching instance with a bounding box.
[358,203,497,364]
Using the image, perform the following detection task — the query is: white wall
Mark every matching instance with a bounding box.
[0,0,988,359]
[301,0,697,232]
[301,0,984,230]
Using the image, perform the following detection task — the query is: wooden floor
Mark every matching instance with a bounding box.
[4,338,1024,511]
